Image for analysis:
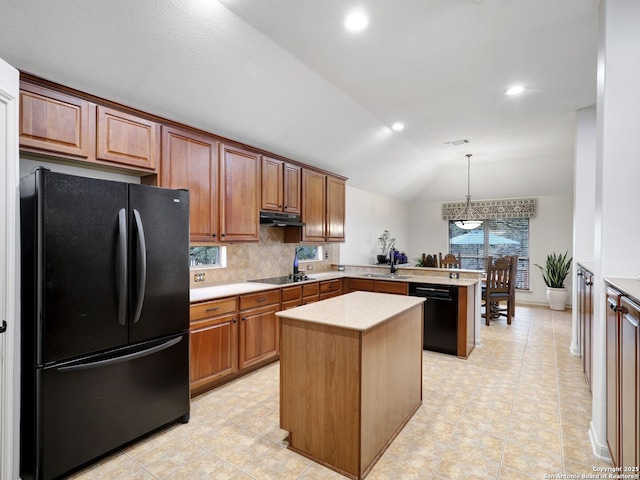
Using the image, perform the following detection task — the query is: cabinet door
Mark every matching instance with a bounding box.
[326,175,346,242]
[606,289,621,467]
[20,82,92,158]
[239,304,279,369]
[261,156,283,212]
[376,281,408,295]
[161,126,218,241]
[283,163,301,214]
[96,106,159,170]
[346,278,375,292]
[220,143,261,241]
[190,314,238,389]
[301,168,326,242]
[620,296,639,469]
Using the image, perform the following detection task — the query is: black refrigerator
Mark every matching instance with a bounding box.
[20,169,191,480]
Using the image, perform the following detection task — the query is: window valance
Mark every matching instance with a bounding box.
[442,198,537,220]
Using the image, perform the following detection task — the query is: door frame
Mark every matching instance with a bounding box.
[0,57,20,479]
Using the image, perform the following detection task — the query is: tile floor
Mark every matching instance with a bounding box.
[69,305,611,479]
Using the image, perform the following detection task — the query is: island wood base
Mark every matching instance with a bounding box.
[279,297,423,480]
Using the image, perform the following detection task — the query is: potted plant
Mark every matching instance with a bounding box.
[377,230,395,264]
[535,251,573,310]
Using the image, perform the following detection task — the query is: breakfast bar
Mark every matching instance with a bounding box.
[277,291,425,480]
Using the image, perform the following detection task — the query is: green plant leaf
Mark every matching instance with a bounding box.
[534,251,572,288]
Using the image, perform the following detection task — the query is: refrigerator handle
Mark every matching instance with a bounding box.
[133,209,147,324]
[117,208,127,326]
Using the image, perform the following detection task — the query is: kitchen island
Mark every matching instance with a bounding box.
[277,291,425,480]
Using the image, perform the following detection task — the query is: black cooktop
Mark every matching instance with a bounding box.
[250,274,315,285]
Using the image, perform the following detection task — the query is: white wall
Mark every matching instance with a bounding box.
[408,194,574,306]
[340,185,410,265]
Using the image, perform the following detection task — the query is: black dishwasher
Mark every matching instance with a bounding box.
[409,284,458,355]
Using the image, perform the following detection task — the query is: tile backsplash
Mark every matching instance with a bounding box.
[190,226,339,289]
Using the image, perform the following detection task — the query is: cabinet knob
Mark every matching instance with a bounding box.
[212,233,217,238]
[233,318,238,323]
[221,233,226,238]
[241,317,247,321]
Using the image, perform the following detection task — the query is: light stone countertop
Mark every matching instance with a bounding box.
[605,277,640,304]
[190,271,480,303]
[276,291,425,331]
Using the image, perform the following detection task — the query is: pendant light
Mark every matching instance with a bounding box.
[453,154,483,230]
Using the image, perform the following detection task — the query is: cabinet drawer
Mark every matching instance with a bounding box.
[376,281,408,295]
[282,299,301,310]
[281,285,302,303]
[302,282,319,297]
[320,279,342,294]
[240,289,280,310]
[190,297,237,321]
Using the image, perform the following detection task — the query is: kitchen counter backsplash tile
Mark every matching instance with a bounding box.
[190,226,338,289]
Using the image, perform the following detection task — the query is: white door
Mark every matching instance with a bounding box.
[0,56,20,480]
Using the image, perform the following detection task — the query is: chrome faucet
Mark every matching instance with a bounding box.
[389,248,398,274]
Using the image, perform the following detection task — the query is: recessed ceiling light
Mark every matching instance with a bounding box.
[391,122,404,131]
[344,11,368,32]
[506,86,525,96]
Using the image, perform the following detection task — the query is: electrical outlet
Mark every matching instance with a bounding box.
[325,250,329,260]
[449,272,459,279]
[194,273,206,282]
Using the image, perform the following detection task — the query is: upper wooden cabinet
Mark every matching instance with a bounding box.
[286,169,346,243]
[19,82,92,159]
[219,143,261,242]
[96,106,159,171]
[161,126,218,241]
[326,175,346,242]
[261,157,301,214]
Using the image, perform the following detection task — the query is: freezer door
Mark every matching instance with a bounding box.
[128,184,189,343]
[27,170,129,364]
[25,334,189,480]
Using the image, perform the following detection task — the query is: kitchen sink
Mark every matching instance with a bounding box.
[365,273,411,279]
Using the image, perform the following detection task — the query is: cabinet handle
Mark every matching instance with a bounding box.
[241,317,247,321]
[206,307,220,312]
[233,318,238,323]
[256,297,266,302]
[585,281,593,286]
[577,271,582,277]
[212,233,217,238]
[221,233,226,238]
[609,300,622,312]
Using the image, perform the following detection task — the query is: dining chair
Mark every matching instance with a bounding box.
[424,254,438,267]
[439,252,461,269]
[495,254,518,319]
[482,255,513,326]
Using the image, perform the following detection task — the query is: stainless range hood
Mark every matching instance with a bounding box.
[259,211,305,227]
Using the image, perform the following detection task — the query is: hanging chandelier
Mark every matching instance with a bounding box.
[453,154,483,230]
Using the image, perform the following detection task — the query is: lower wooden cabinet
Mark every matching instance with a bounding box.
[605,280,640,469]
[345,278,408,295]
[189,297,238,394]
[239,290,281,370]
[319,279,343,300]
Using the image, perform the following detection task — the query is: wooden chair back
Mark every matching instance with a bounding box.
[439,253,461,269]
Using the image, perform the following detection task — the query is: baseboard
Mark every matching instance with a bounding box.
[570,341,581,356]
[589,421,612,463]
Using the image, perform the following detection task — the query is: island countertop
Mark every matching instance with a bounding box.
[276,291,425,331]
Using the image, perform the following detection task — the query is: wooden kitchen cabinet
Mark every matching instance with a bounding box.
[96,106,159,171]
[346,278,375,293]
[261,157,301,214]
[281,285,303,310]
[376,280,409,295]
[19,82,93,159]
[219,143,261,242]
[605,280,640,469]
[319,279,343,300]
[189,297,238,395]
[302,282,320,304]
[284,169,346,243]
[161,126,218,241]
[577,264,594,392]
[239,290,281,369]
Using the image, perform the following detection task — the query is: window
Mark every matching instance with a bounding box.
[189,246,226,267]
[448,218,530,289]
[295,245,323,262]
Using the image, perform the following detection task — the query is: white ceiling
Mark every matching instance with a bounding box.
[0,0,599,203]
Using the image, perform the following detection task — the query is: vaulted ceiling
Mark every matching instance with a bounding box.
[0,0,599,202]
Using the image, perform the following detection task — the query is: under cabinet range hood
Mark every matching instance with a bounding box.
[259,211,305,227]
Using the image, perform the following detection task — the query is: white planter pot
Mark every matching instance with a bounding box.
[546,287,568,311]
